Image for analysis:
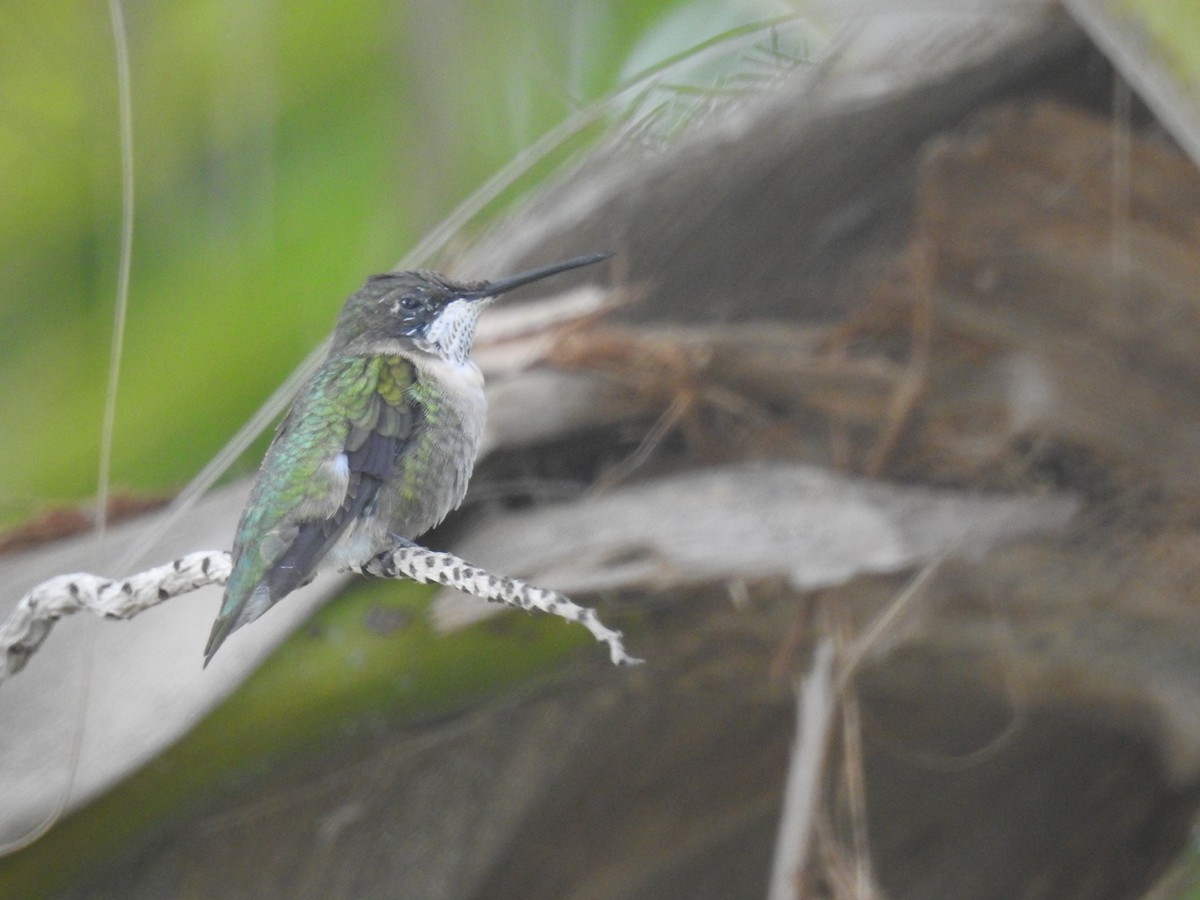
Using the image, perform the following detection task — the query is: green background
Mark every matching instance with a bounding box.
[0,0,751,524]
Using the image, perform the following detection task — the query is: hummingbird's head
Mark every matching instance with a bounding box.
[333,251,613,365]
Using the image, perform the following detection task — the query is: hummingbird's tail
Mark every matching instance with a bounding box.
[203,473,386,666]
[202,620,231,668]
[203,582,271,667]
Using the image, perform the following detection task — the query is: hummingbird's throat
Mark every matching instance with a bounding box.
[423,298,489,365]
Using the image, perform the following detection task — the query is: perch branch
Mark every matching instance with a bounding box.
[349,545,642,666]
[1,545,639,685]
[1,550,231,682]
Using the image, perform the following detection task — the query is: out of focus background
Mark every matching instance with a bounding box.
[4,1,1200,898]
[0,0,696,518]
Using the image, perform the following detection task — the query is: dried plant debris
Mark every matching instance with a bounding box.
[842,100,1200,497]
[449,100,1200,900]
[433,462,1079,633]
[526,320,923,482]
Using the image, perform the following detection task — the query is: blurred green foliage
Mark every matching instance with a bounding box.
[1116,0,1200,93]
[0,0,735,525]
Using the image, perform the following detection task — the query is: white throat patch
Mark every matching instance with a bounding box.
[422,297,491,365]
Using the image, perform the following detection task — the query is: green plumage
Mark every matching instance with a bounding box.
[205,353,422,663]
[202,252,611,665]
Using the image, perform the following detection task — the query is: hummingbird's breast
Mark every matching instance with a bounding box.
[345,352,487,564]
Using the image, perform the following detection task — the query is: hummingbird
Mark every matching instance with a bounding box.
[204,251,613,665]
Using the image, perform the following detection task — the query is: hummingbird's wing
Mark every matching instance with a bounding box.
[260,422,393,596]
[204,355,415,664]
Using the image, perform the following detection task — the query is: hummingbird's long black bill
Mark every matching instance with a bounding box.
[463,251,613,300]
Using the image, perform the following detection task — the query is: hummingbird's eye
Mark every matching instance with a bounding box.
[400,295,422,312]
